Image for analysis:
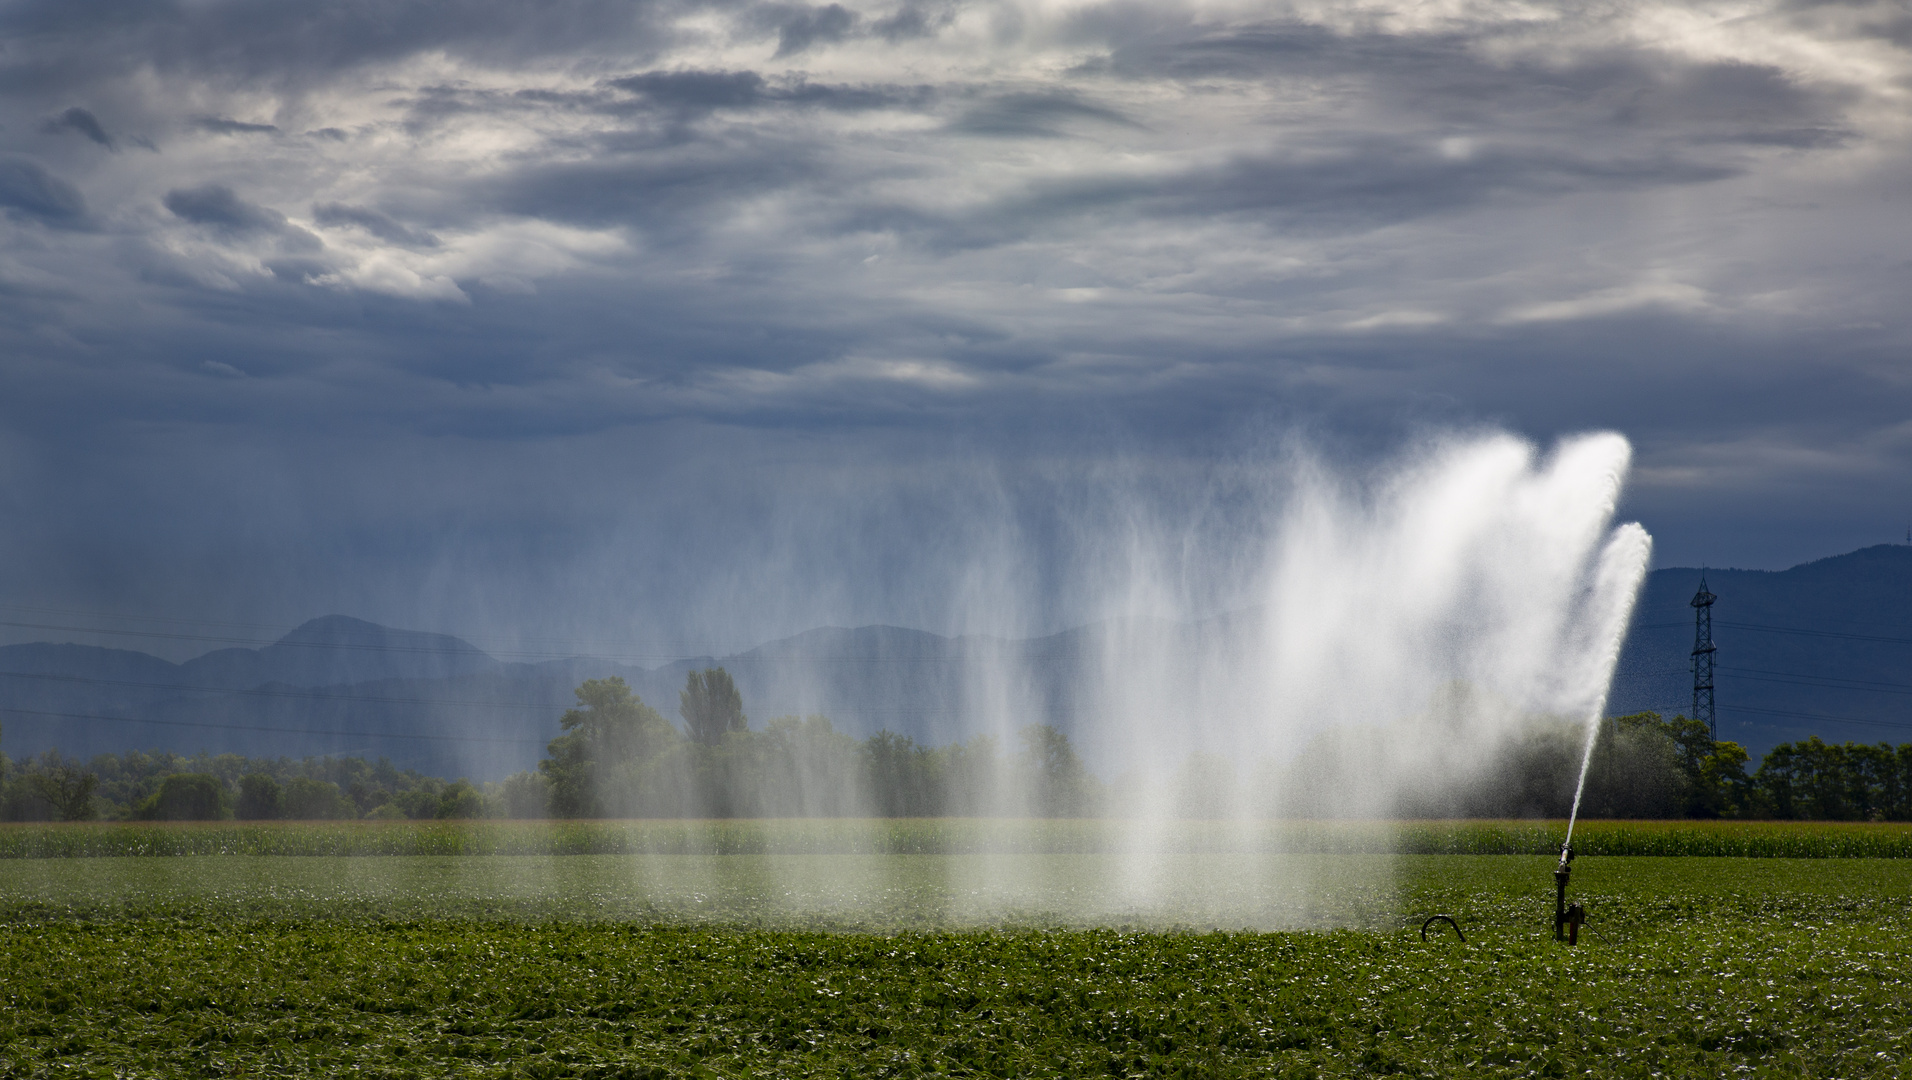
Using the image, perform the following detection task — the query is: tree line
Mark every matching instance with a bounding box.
[0,746,493,822]
[4,670,1910,821]
[522,673,1096,819]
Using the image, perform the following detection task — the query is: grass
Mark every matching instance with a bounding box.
[8,816,1912,858]
[3,855,1910,1076]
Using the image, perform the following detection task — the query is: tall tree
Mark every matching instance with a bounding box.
[1017,724,1095,817]
[25,756,99,822]
[681,667,747,745]
[541,677,675,817]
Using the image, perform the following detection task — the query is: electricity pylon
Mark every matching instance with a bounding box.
[1691,574,1717,741]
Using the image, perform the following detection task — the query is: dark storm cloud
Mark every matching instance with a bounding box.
[0,0,698,89]
[948,91,1140,137]
[164,184,324,255]
[486,151,808,234]
[164,183,290,232]
[750,2,861,57]
[0,0,1909,653]
[38,106,113,148]
[608,69,925,116]
[193,116,281,135]
[1084,20,1854,150]
[869,0,956,42]
[0,155,87,223]
[312,203,440,248]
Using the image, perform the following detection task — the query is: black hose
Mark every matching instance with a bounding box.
[1420,915,1464,942]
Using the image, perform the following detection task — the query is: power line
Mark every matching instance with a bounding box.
[0,670,573,711]
[1720,667,1912,697]
[0,619,497,656]
[1722,704,1912,732]
[1715,621,1912,647]
[0,602,759,656]
[0,706,551,745]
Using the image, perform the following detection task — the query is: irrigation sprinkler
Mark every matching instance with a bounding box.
[1552,844,1580,944]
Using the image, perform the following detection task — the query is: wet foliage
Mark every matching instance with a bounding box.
[2,855,1910,1077]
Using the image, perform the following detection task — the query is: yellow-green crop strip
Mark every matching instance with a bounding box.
[4,853,1911,1077]
[9,817,1912,858]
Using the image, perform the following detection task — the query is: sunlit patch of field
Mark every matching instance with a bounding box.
[8,825,1912,1076]
[3,853,1910,1077]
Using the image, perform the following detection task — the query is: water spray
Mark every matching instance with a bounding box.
[1547,521,1652,945]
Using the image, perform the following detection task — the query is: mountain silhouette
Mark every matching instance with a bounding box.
[3,544,1910,779]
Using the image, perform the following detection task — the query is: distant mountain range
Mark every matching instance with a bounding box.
[1608,544,1912,756]
[3,545,1909,778]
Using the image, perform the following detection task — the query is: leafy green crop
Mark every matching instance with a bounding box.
[0,856,1904,1070]
[5,850,1909,1076]
[4,857,1910,1078]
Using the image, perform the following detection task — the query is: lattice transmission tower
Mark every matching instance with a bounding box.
[1691,574,1717,741]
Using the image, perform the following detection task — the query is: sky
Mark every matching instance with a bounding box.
[1,0,1909,658]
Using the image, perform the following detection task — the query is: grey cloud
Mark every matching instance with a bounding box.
[837,138,1738,255]
[950,91,1140,137]
[609,69,928,115]
[0,0,695,89]
[871,0,957,42]
[265,256,338,283]
[613,69,774,111]
[1088,22,1853,151]
[764,3,858,56]
[164,184,323,251]
[486,145,823,237]
[312,202,441,248]
[1147,144,1740,224]
[194,116,281,135]
[0,155,87,223]
[164,184,290,231]
[38,106,113,148]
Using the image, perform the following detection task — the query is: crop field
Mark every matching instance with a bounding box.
[8,816,1912,859]
[3,832,1911,1077]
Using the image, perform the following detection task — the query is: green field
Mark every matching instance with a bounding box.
[4,828,1911,1077]
[9,816,1912,858]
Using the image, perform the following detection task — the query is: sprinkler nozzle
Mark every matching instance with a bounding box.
[1553,845,1574,942]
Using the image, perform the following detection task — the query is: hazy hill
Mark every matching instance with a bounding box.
[3,544,1910,778]
[1610,544,1912,756]
[177,615,503,688]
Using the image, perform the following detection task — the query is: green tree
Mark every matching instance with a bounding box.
[541,677,677,817]
[434,779,488,819]
[133,773,226,820]
[23,754,99,821]
[681,668,747,746]
[495,771,550,819]
[759,716,862,816]
[236,773,283,820]
[281,777,352,819]
[863,730,935,817]
[1017,724,1096,817]
[1580,712,1684,819]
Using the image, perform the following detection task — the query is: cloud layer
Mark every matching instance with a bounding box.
[1,0,1909,647]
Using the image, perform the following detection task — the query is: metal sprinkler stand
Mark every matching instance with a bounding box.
[1553,844,1585,944]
